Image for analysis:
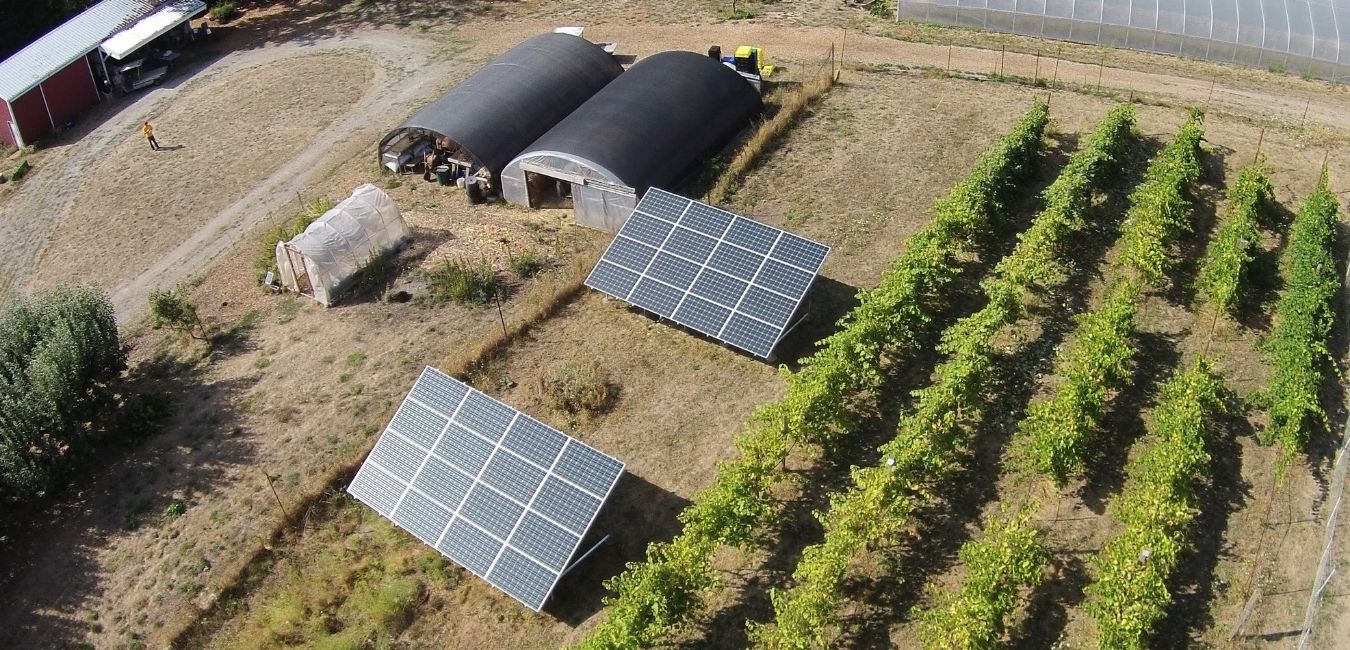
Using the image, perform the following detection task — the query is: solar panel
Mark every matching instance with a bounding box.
[347,367,626,612]
[585,188,831,358]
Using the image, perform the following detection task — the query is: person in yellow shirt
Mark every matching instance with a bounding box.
[142,121,159,151]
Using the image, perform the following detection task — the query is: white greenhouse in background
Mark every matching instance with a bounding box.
[276,184,410,307]
[897,0,1350,80]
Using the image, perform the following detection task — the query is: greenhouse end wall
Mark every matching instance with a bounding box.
[897,0,1350,81]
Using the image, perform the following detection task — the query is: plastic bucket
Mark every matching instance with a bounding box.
[435,165,451,186]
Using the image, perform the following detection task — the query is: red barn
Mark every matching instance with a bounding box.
[0,0,204,149]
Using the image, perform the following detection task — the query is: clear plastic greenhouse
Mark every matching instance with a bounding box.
[896,0,1350,80]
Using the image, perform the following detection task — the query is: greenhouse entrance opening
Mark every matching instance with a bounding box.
[525,169,574,209]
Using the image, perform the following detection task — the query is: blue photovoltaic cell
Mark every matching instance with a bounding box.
[349,367,625,612]
[586,261,640,299]
[438,518,502,576]
[629,277,684,317]
[509,512,580,571]
[606,236,658,273]
[587,188,831,359]
[724,218,780,254]
[501,416,566,469]
[674,295,732,337]
[396,489,453,545]
[483,451,547,504]
[622,212,675,247]
[680,202,735,237]
[638,190,691,222]
[388,400,448,449]
[348,464,405,516]
[771,232,830,270]
[691,270,748,308]
[370,433,424,478]
[409,368,469,415]
[708,244,763,281]
[459,483,525,539]
[664,227,717,263]
[412,456,473,511]
[555,442,628,497]
[721,313,781,358]
[433,423,495,476]
[454,392,516,442]
[646,252,700,288]
[533,476,602,534]
[487,547,556,611]
[753,259,814,300]
[739,286,798,327]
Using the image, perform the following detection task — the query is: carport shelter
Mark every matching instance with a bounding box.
[501,51,763,232]
[0,0,204,148]
[377,32,622,190]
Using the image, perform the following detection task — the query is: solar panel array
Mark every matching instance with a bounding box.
[348,367,625,611]
[585,188,830,358]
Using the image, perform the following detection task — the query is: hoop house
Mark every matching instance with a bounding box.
[276,184,409,306]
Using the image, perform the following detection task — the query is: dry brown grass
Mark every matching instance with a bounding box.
[705,69,837,205]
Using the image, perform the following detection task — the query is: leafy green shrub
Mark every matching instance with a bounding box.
[509,250,547,279]
[254,197,331,283]
[1197,160,1275,315]
[869,0,893,17]
[149,287,206,340]
[209,1,239,23]
[0,287,125,500]
[425,258,498,306]
[540,362,616,415]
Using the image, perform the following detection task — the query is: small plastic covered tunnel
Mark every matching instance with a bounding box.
[501,51,763,232]
[377,33,623,190]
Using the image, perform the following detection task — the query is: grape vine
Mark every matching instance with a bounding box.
[573,102,1051,650]
[750,104,1137,650]
[1262,167,1340,468]
[1016,111,1206,486]
[1083,360,1229,649]
[1196,160,1275,315]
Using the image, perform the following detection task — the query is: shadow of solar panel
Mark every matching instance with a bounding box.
[691,270,748,308]
[389,399,448,449]
[647,252,700,287]
[459,483,525,539]
[487,547,556,611]
[370,433,425,478]
[753,259,814,299]
[555,441,627,497]
[725,218,779,254]
[410,367,469,415]
[502,416,566,469]
[739,286,798,327]
[438,518,501,577]
[483,451,547,503]
[623,212,675,247]
[629,277,684,317]
[680,201,735,237]
[454,391,516,442]
[638,188,692,221]
[665,227,717,263]
[605,236,658,273]
[433,423,495,476]
[509,511,580,571]
[771,232,830,270]
[708,244,763,281]
[348,464,405,516]
[721,313,780,358]
[586,261,640,299]
[533,476,602,534]
[412,456,473,511]
[674,295,732,337]
[395,489,453,545]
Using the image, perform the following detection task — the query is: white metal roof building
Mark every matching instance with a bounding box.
[897,0,1350,80]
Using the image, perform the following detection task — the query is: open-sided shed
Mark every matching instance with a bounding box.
[376,33,622,190]
[501,51,763,232]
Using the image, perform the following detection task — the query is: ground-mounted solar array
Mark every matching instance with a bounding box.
[348,366,626,611]
[585,187,830,358]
